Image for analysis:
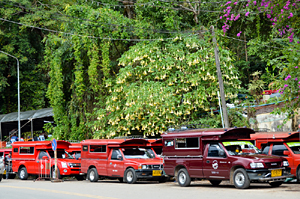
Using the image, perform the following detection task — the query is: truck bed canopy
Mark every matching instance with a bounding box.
[82,139,149,148]
[251,131,300,141]
[0,108,54,140]
[161,128,255,140]
[12,140,70,149]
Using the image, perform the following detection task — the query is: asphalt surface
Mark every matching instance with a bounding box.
[0,178,299,199]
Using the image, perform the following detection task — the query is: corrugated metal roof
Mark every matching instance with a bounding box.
[0,108,53,123]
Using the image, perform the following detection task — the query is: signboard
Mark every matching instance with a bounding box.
[51,139,57,151]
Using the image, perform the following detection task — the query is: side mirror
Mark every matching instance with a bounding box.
[117,155,123,160]
[218,150,225,157]
[283,150,290,156]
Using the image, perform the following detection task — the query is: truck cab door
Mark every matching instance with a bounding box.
[203,143,231,180]
[107,149,124,178]
[36,151,50,175]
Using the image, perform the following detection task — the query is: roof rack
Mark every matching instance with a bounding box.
[167,123,210,132]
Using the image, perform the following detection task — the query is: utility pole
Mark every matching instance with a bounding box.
[0,50,21,138]
[210,26,230,128]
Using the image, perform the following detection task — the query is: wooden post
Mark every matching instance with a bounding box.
[210,26,230,128]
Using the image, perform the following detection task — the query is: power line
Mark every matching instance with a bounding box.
[1,0,198,34]
[0,17,181,41]
[219,34,284,49]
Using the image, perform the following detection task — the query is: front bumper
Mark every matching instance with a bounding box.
[60,167,82,176]
[246,167,294,182]
[135,169,167,180]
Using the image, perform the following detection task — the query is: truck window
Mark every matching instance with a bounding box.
[286,142,300,154]
[175,137,199,149]
[262,146,270,155]
[207,144,225,157]
[82,145,88,151]
[38,151,49,159]
[272,144,288,156]
[90,145,106,153]
[164,140,174,147]
[13,148,18,153]
[20,147,34,154]
[123,148,153,159]
[111,149,122,160]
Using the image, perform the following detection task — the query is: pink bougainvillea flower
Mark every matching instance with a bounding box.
[298,81,300,84]
[284,84,288,88]
[295,66,299,68]
[267,14,271,18]
[290,13,293,17]
[237,31,242,37]
[220,16,223,19]
[253,1,256,5]
[298,41,300,44]
[285,74,291,81]
[245,12,250,16]
[295,78,298,81]
[234,2,237,5]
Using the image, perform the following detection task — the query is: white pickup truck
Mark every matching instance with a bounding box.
[0,158,4,181]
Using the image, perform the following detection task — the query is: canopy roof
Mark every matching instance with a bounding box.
[0,108,53,123]
[0,108,54,140]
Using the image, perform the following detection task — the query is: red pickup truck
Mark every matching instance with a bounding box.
[251,131,300,181]
[81,139,166,183]
[12,141,83,180]
[162,127,293,189]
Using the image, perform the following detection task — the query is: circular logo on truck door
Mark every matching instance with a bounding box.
[212,160,218,170]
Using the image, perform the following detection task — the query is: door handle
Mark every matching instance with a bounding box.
[206,160,210,163]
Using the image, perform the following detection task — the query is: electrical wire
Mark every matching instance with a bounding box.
[0,17,184,41]
[1,0,199,34]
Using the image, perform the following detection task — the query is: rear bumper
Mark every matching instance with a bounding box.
[246,167,293,182]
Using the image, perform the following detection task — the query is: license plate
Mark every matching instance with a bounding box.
[152,170,162,176]
[271,169,282,177]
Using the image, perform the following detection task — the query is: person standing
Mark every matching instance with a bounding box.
[4,152,12,179]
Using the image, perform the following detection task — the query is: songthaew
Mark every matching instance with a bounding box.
[80,139,166,184]
[162,127,293,189]
[251,131,300,182]
[11,141,84,180]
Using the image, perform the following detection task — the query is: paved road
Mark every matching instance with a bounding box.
[0,179,299,199]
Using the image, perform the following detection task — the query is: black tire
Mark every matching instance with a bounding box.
[177,168,191,187]
[269,181,283,187]
[19,167,28,180]
[209,180,222,186]
[158,177,168,183]
[75,175,85,181]
[233,168,250,189]
[52,167,62,179]
[125,168,137,184]
[0,174,2,182]
[88,168,99,182]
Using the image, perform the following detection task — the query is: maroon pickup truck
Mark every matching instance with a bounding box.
[162,127,293,189]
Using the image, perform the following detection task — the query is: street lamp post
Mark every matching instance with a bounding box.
[0,50,21,140]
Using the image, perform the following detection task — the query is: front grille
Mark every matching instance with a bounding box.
[150,165,163,169]
[265,162,281,168]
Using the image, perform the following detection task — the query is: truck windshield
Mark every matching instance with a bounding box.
[47,149,74,159]
[222,141,261,155]
[286,142,300,154]
[123,148,153,159]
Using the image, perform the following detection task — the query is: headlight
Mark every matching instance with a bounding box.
[138,165,149,169]
[250,162,264,168]
[61,162,68,168]
[283,161,289,167]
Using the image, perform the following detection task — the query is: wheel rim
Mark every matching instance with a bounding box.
[178,172,186,185]
[20,169,25,179]
[235,172,245,186]
[90,170,95,181]
[126,171,133,182]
